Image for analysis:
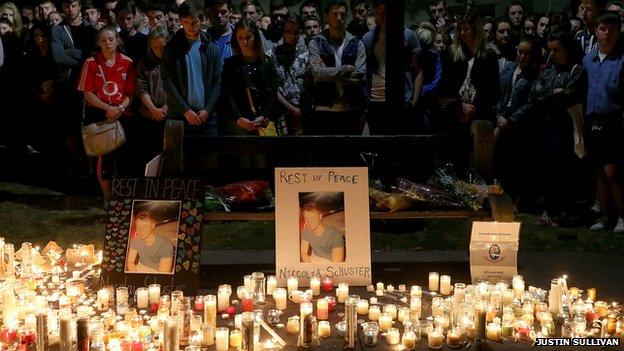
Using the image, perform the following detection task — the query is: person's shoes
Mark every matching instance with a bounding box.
[590,218,608,231]
[590,200,601,214]
[614,218,624,234]
[25,145,40,154]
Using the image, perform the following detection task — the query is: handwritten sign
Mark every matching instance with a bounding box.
[469,222,521,283]
[275,168,372,286]
[102,177,204,295]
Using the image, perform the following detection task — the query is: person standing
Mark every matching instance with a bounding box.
[308,0,366,135]
[206,0,234,64]
[583,11,624,232]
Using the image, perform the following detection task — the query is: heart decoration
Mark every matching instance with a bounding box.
[192,261,199,269]
[189,209,198,217]
[183,261,190,270]
[192,245,199,253]
[187,228,195,235]
[178,233,185,240]
[182,202,191,210]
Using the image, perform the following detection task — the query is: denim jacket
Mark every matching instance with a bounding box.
[497,61,537,127]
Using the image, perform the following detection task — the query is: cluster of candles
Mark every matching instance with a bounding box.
[0,239,623,350]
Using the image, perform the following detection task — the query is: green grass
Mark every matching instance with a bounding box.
[1,181,624,252]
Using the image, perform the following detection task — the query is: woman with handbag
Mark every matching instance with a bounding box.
[77,25,136,204]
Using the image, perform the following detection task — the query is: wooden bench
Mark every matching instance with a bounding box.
[159,120,514,222]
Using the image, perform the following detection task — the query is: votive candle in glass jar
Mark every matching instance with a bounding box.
[241,290,254,312]
[440,275,451,295]
[217,285,231,312]
[266,276,277,296]
[486,323,502,341]
[229,329,242,349]
[321,276,333,292]
[428,328,444,349]
[369,305,381,321]
[378,312,393,331]
[429,272,440,292]
[446,327,466,349]
[287,316,300,334]
[310,276,321,296]
[362,322,379,346]
[357,299,369,315]
[410,285,422,298]
[215,327,229,351]
[402,331,417,350]
[336,283,349,303]
[273,288,287,311]
[383,304,397,320]
[317,298,328,320]
[287,277,298,293]
[148,284,160,305]
[386,327,400,345]
[318,321,331,338]
[136,288,149,309]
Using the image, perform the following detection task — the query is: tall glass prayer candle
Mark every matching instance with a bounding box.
[266,276,277,296]
[242,290,254,312]
[215,327,229,351]
[410,285,422,298]
[36,311,49,351]
[4,243,15,277]
[440,275,451,295]
[204,295,217,329]
[310,276,321,296]
[512,275,524,300]
[336,283,349,303]
[287,277,298,293]
[59,312,72,351]
[76,317,89,351]
[475,301,487,340]
[273,288,287,310]
[217,285,231,312]
[587,288,597,301]
[321,277,333,292]
[252,271,266,304]
[171,291,184,317]
[244,275,253,291]
[179,297,192,347]
[345,296,358,349]
[116,287,129,304]
[21,242,34,277]
[326,296,336,313]
[148,284,161,305]
[429,272,440,292]
[97,289,110,311]
[410,297,421,319]
[136,288,149,309]
[300,301,314,347]
[202,323,215,346]
[317,298,328,320]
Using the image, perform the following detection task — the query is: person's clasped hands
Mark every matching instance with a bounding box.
[237,116,268,132]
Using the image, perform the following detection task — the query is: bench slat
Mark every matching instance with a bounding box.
[203,210,490,221]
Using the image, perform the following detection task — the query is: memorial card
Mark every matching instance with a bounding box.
[275,168,372,286]
[470,221,521,283]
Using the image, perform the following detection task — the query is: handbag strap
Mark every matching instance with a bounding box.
[97,64,114,105]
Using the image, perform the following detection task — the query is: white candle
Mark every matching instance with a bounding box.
[202,324,215,346]
[287,277,298,293]
[164,317,180,351]
[148,284,161,305]
[368,306,381,321]
[370,297,378,305]
[136,287,149,309]
[310,277,321,296]
[502,289,514,305]
[410,285,422,298]
[384,304,397,320]
[376,282,384,291]
[386,328,400,345]
[266,276,277,296]
[398,284,406,292]
[116,287,128,304]
[229,330,242,349]
[513,275,524,299]
[97,289,110,310]
[336,283,349,303]
[217,285,231,312]
[375,289,384,297]
[204,295,217,328]
[440,275,451,295]
[357,299,369,315]
[215,327,229,351]
[387,285,394,292]
[379,313,393,331]
[244,275,253,290]
[402,331,417,350]
[273,288,287,310]
[410,297,421,319]
[317,298,328,320]
[318,321,331,338]
[428,329,444,349]
[429,272,439,292]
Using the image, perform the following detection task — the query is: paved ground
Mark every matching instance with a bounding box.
[199,250,624,303]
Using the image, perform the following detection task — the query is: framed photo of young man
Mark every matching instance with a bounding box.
[275,168,372,287]
[101,177,204,295]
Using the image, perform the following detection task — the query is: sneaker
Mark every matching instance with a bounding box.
[590,218,608,231]
[614,218,624,234]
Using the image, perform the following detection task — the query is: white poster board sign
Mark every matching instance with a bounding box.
[470,221,521,283]
[275,167,372,287]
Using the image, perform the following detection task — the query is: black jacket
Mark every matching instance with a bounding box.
[161,29,222,118]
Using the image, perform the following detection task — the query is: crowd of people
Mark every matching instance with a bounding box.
[0,0,623,233]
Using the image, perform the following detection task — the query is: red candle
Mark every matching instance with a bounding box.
[585,309,598,323]
[150,302,159,313]
[516,324,531,340]
[326,296,336,313]
[242,296,254,312]
[20,329,36,345]
[131,341,143,351]
[194,296,205,311]
[1,328,19,343]
[322,277,333,292]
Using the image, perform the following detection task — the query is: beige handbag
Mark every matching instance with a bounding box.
[81,64,126,156]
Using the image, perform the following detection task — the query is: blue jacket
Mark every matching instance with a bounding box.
[361,27,420,104]
[496,61,538,127]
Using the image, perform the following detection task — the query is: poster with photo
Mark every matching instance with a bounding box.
[276,168,371,287]
[101,178,204,295]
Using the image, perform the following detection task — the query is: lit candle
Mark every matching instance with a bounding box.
[402,331,417,350]
[201,323,215,346]
[375,289,384,297]
[383,304,397,320]
[386,285,394,292]
[587,288,597,301]
[398,284,406,292]
[336,283,349,303]
[321,277,333,292]
[434,315,450,331]
[266,276,277,296]
[136,287,149,309]
[318,321,331,338]
[512,275,524,299]
[244,275,253,290]
[148,284,161,305]
[386,327,400,345]
[368,305,381,321]
[429,272,439,292]
[163,317,180,351]
[217,285,231,312]
[287,277,298,293]
[204,295,217,329]
[310,276,321,296]
[502,289,514,306]
[440,275,451,295]
[97,289,110,311]
[427,328,444,349]
[317,298,328,320]
[410,297,421,319]
[378,312,392,331]
[215,327,229,351]
[446,328,465,348]
[376,282,384,291]
[273,288,287,310]
[116,287,129,304]
[410,285,422,298]
[287,316,300,334]
[369,297,378,305]
[229,329,242,349]
[486,323,501,341]
[242,290,254,312]
[357,299,369,315]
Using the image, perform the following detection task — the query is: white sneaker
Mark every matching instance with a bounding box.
[590,219,607,231]
[614,218,624,234]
